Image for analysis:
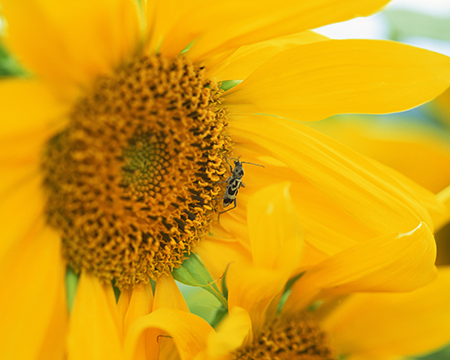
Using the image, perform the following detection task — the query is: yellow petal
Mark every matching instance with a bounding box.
[0,175,45,260]
[227,264,287,331]
[206,31,328,81]
[195,236,253,281]
[434,185,450,231]
[36,277,68,360]
[0,79,67,136]
[152,274,189,312]
[0,223,66,360]
[205,307,252,359]
[124,308,213,360]
[67,272,124,360]
[230,115,433,235]
[0,79,67,170]
[188,0,390,62]
[248,182,303,275]
[322,266,450,358]
[2,0,140,96]
[224,40,450,121]
[122,284,154,334]
[308,116,450,194]
[283,222,437,313]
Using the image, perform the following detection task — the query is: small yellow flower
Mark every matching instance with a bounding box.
[193,184,450,360]
[2,0,450,359]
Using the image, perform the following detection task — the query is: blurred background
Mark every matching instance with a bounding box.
[1,1,450,358]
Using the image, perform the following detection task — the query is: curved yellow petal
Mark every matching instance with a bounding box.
[248,182,303,275]
[0,223,66,360]
[207,31,328,81]
[67,272,123,360]
[227,264,286,331]
[2,0,140,96]
[284,222,437,314]
[124,308,213,360]
[188,0,390,62]
[224,40,450,121]
[322,266,450,358]
[153,274,189,312]
[230,115,433,235]
[204,306,252,360]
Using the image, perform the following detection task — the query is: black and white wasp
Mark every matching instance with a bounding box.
[217,156,264,219]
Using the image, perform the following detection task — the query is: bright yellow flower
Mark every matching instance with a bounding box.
[193,185,450,360]
[2,0,450,359]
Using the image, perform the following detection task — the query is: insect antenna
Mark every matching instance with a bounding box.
[240,161,265,168]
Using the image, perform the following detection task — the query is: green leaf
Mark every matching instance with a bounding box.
[178,283,222,325]
[172,253,228,309]
[65,266,79,312]
[383,9,450,42]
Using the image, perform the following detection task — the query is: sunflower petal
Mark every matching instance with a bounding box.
[230,115,433,235]
[248,182,303,275]
[124,308,213,360]
[195,236,253,281]
[224,40,450,120]
[207,31,328,81]
[67,272,123,360]
[322,266,450,358]
[188,0,390,61]
[227,264,286,330]
[2,0,140,95]
[205,306,252,359]
[122,284,154,334]
[152,274,189,312]
[284,222,437,313]
[435,185,450,231]
[309,115,450,194]
[0,175,45,259]
[0,223,66,360]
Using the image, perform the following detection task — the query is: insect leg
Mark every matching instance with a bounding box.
[218,198,237,222]
[224,156,233,172]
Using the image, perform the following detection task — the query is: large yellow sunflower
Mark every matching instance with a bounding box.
[2,0,450,359]
[192,184,450,360]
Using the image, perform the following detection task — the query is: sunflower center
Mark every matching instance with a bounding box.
[232,313,336,360]
[42,55,231,288]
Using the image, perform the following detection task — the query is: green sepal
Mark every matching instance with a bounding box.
[277,272,304,314]
[65,266,79,312]
[172,253,228,309]
[210,305,228,329]
[220,80,243,92]
[221,263,230,300]
[111,279,121,303]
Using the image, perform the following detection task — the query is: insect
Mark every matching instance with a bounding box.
[217,156,264,220]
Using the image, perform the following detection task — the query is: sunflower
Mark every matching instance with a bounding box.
[191,184,450,360]
[2,0,450,358]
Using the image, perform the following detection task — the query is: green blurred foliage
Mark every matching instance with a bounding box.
[384,9,450,42]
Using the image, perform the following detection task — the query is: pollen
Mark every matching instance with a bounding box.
[232,313,336,360]
[42,55,231,288]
